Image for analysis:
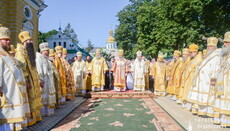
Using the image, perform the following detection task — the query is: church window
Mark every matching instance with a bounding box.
[64,42,66,48]
[54,42,56,48]
[59,42,61,46]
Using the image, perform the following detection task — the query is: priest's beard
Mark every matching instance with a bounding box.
[182,57,187,62]
[206,49,215,56]
[26,43,36,67]
[86,59,91,63]
[1,45,10,51]
[138,58,142,62]
[222,46,230,57]
[96,55,101,59]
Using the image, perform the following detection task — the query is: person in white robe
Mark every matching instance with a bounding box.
[36,42,56,116]
[132,51,148,91]
[0,26,30,131]
[72,52,87,95]
[126,60,134,90]
[187,37,221,117]
[213,31,230,127]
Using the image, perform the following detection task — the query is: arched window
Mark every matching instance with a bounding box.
[59,42,61,46]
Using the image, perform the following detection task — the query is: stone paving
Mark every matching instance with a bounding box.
[154,96,229,131]
[22,97,86,131]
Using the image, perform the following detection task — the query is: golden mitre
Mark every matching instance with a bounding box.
[55,46,63,53]
[158,54,164,61]
[182,48,189,55]
[203,49,207,56]
[189,44,199,52]
[207,37,218,47]
[18,31,32,43]
[49,49,54,57]
[223,31,230,43]
[63,48,67,55]
[0,25,10,40]
[118,49,124,56]
[136,50,142,57]
[76,51,82,56]
[173,50,181,57]
[9,45,15,54]
[96,48,101,54]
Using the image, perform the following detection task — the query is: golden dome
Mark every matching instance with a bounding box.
[107,30,115,43]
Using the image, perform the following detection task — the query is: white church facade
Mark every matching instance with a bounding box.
[47,27,89,60]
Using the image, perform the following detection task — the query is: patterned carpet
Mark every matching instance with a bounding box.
[70,98,157,131]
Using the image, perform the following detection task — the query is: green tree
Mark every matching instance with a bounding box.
[38,29,58,44]
[137,0,230,58]
[115,0,151,59]
[116,0,230,58]
[85,39,94,52]
[63,23,78,43]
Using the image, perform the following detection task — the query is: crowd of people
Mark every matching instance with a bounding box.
[0,24,229,130]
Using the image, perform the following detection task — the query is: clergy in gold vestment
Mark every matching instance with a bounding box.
[72,52,87,95]
[180,44,202,111]
[62,48,76,99]
[187,37,221,117]
[54,46,66,103]
[36,43,56,116]
[213,31,230,126]
[150,54,166,96]
[85,55,92,91]
[0,26,30,131]
[111,49,129,91]
[49,49,62,106]
[143,57,150,90]
[132,51,148,91]
[176,48,190,104]
[16,31,42,126]
[167,50,182,100]
[90,49,108,91]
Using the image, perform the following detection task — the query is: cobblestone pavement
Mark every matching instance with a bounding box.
[154,96,229,131]
[22,97,86,131]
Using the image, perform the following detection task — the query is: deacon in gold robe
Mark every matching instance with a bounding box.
[85,55,92,91]
[49,49,62,106]
[72,52,87,95]
[187,37,221,116]
[176,48,190,104]
[62,48,76,99]
[54,46,66,103]
[180,44,203,111]
[36,42,56,116]
[143,56,150,90]
[167,50,182,100]
[90,49,108,91]
[0,26,30,131]
[111,49,129,91]
[132,51,148,91]
[16,31,43,126]
[150,54,166,96]
[213,31,230,126]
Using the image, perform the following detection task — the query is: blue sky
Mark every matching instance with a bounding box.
[39,0,130,47]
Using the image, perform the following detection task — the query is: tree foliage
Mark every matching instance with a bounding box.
[85,39,94,52]
[63,23,79,43]
[38,29,58,44]
[115,0,230,59]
